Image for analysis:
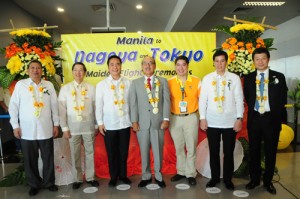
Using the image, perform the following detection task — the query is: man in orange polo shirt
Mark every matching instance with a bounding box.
[168,55,201,185]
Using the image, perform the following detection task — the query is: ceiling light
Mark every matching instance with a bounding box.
[57,7,65,12]
[137,31,142,33]
[136,4,143,9]
[242,2,285,6]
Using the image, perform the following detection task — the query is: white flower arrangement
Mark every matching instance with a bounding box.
[227,49,255,75]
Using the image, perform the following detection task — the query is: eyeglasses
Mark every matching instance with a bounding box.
[142,61,155,66]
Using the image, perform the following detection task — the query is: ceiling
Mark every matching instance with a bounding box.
[12,0,300,44]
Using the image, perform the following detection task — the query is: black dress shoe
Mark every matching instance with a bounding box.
[72,182,82,189]
[187,177,197,185]
[109,179,117,187]
[87,180,99,187]
[29,187,39,196]
[48,185,58,191]
[155,179,166,188]
[120,177,132,184]
[264,183,276,195]
[245,181,260,190]
[224,181,235,190]
[171,174,185,182]
[206,179,220,187]
[138,179,152,187]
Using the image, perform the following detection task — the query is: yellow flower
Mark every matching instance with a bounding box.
[214,97,218,102]
[81,91,86,96]
[72,90,76,96]
[10,29,51,38]
[264,79,269,84]
[120,84,125,89]
[222,80,226,86]
[145,84,150,89]
[111,85,115,90]
[114,100,118,105]
[39,87,44,92]
[29,85,34,92]
[212,81,216,86]
[256,80,260,84]
[156,81,161,87]
[220,96,225,101]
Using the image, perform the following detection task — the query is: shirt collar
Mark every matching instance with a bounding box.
[144,75,154,81]
[175,75,192,86]
[108,75,122,83]
[257,69,269,78]
[28,78,43,86]
[73,80,84,87]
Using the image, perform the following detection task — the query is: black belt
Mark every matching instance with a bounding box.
[171,111,197,117]
[254,111,271,116]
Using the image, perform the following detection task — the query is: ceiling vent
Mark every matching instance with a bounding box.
[232,7,254,14]
[91,3,116,12]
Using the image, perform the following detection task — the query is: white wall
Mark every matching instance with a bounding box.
[263,15,300,124]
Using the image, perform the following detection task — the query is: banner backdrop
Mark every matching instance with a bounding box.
[60,32,219,178]
[61,32,216,85]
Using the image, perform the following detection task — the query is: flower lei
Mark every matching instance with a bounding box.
[255,77,269,113]
[29,85,45,118]
[145,77,160,114]
[72,84,86,121]
[212,76,226,113]
[111,80,125,116]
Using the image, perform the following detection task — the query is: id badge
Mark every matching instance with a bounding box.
[179,101,188,113]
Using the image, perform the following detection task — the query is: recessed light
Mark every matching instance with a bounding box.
[137,31,142,33]
[242,1,285,6]
[57,7,65,12]
[136,4,143,9]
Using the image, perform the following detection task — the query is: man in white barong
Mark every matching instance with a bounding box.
[95,55,132,187]
[9,60,59,196]
[58,62,99,190]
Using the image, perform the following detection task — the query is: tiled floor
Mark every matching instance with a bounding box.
[1,149,300,199]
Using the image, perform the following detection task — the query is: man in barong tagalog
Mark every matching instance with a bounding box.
[59,62,99,190]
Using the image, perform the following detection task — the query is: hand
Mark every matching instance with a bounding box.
[160,120,169,130]
[233,119,242,132]
[53,126,59,138]
[63,130,71,139]
[98,125,106,136]
[13,128,22,139]
[94,128,99,134]
[200,119,208,131]
[132,122,140,132]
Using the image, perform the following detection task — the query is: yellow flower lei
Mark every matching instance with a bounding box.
[145,77,160,114]
[29,85,44,118]
[212,76,226,113]
[72,84,86,121]
[111,79,125,116]
[256,77,269,113]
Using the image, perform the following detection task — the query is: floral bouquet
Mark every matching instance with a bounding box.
[214,20,276,76]
[0,29,63,92]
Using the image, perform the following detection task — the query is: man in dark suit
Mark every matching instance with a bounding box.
[130,56,170,188]
[244,48,288,195]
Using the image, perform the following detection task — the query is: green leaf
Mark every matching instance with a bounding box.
[0,73,17,88]
[0,165,26,187]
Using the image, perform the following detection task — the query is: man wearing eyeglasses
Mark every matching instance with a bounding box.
[130,56,170,188]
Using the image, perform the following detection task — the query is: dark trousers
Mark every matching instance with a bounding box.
[207,127,237,183]
[21,137,55,189]
[104,127,130,180]
[248,113,280,185]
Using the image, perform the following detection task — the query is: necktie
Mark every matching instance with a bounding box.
[147,77,152,90]
[255,73,265,111]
